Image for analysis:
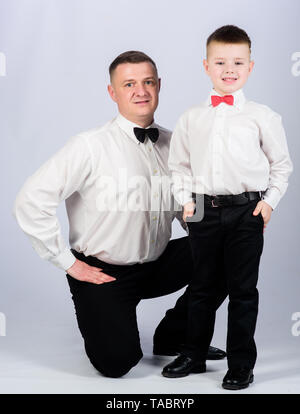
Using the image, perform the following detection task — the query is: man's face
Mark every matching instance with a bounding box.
[108,62,160,127]
[203,41,254,96]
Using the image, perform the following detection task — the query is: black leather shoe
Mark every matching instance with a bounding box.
[222,368,254,390]
[207,346,227,360]
[162,354,206,378]
[154,345,226,360]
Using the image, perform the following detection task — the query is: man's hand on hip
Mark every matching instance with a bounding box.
[67,259,116,285]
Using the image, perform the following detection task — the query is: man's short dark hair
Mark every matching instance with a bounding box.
[109,51,158,80]
[206,25,251,53]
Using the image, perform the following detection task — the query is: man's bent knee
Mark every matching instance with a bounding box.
[87,348,143,378]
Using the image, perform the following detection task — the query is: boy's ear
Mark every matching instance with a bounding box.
[203,59,209,75]
[249,60,255,74]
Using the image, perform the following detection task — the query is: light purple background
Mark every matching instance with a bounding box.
[0,0,299,393]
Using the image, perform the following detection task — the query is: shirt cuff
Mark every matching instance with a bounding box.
[50,248,77,271]
[173,189,194,207]
[262,187,281,210]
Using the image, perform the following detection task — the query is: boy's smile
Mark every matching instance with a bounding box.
[203,41,254,96]
[222,76,238,84]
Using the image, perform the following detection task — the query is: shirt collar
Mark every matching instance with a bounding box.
[206,88,246,110]
[115,113,157,145]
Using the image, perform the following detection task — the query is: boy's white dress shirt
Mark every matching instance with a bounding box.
[13,114,182,271]
[168,89,293,209]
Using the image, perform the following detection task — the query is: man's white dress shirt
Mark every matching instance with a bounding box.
[14,114,182,270]
[168,89,293,209]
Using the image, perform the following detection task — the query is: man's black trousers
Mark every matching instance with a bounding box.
[66,236,227,377]
[183,200,264,370]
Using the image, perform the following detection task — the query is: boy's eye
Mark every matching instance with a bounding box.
[125,83,133,87]
[216,62,224,65]
[235,62,244,65]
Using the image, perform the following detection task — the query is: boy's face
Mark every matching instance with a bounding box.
[203,41,254,96]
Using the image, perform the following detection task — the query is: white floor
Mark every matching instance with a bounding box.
[1,324,300,394]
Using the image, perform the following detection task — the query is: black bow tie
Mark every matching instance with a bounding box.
[133,127,159,143]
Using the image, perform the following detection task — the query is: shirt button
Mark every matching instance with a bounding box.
[151,240,155,244]
[154,193,158,198]
[148,148,152,152]
[153,216,157,221]
[153,169,158,174]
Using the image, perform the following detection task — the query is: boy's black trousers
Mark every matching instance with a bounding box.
[66,237,227,377]
[183,199,264,370]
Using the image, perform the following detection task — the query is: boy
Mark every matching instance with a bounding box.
[163,25,293,389]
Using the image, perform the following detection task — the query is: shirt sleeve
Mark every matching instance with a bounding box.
[168,113,194,206]
[260,112,293,209]
[13,134,92,270]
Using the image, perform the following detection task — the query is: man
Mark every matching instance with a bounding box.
[13,51,226,378]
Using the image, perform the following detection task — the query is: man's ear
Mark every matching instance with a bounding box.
[108,84,117,102]
[158,78,161,92]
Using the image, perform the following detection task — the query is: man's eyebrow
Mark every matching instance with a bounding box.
[122,76,156,84]
[122,79,136,83]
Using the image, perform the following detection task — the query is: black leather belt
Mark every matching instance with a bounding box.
[198,192,261,208]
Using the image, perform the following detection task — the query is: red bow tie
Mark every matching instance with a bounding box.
[211,95,234,107]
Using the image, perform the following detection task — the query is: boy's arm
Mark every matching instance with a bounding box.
[260,112,293,210]
[168,113,194,208]
[13,135,91,271]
